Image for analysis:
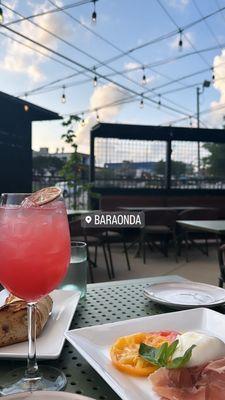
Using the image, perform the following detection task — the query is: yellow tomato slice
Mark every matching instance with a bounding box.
[110,331,178,377]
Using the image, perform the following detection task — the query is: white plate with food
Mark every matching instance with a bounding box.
[144,281,225,309]
[0,289,80,359]
[65,308,225,400]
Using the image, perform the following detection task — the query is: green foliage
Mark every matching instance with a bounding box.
[139,340,195,369]
[33,156,65,176]
[61,114,99,208]
[203,143,225,177]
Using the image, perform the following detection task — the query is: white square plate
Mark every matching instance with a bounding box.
[65,308,225,400]
[0,289,80,359]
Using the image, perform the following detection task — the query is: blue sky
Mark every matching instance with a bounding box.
[1,0,225,154]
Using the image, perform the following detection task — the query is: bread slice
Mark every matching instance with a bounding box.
[0,294,53,347]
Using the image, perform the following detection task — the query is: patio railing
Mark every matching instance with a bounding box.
[32,174,88,209]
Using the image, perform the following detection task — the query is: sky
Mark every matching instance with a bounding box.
[1,0,225,154]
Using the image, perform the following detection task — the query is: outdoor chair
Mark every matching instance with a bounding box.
[100,228,131,278]
[69,218,112,282]
[139,210,178,264]
[177,208,218,262]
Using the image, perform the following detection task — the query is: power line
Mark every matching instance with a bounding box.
[5,0,94,26]
[156,0,210,68]
[1,24,191,118]
[193,0,223,50]
[4,1,193,116]
[46,0,182,88]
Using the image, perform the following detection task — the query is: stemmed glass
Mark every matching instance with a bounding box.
[0,193,71,395]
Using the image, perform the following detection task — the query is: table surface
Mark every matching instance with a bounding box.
[0,275,188,400]
[178,220,225,234]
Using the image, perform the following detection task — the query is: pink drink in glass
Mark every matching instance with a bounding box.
[0,200,70,301]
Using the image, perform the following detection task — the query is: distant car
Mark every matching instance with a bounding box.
[55,181,74,198]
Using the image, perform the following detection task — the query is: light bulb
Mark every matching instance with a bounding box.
[61,93,66,104]
[142,68,147,85]
[24,104,29,112]
[81,114,85,127]
[0,7,4,24]
[92,0,97,22]
[158,95,161,108]
[178,30,183,51]
[96,111,100,122]
[61,86,66,103]
[93,75,98,87]
[139,97,144,109]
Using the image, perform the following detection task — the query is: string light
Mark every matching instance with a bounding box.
[178,29,183,51]
[81,113,85,127]
[61,85,66,103]
[93,67,98,87]
[139,94,144,109]
[158,94,161,108]
[211,67,215,82]
[92,0,97,23]
[189,116,192,127]
[0,1,4,24]
[24,93,29,112]
[142,67,147,85]
[96,110,100,122]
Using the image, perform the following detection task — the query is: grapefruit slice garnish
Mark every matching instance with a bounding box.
[23,187,61,206]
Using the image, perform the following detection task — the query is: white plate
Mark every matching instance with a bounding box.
[144,281,225,309]
[0,289,80,359]
[65,308,225,400]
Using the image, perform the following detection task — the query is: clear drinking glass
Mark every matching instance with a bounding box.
[60,242,87,299]
[0,193,71,395]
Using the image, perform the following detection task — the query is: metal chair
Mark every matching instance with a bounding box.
[140,210,178,264]
[177,208,218,262]
[69,218,112,282]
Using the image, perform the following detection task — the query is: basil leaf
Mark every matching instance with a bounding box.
[166,339,179,359]
[168,344,196,369]
[157,342,169,365]
[139,343,162,366]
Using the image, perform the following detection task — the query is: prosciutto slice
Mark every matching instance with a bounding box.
[149,357,225,400]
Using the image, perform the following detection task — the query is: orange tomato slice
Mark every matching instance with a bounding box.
[110,331,179,377]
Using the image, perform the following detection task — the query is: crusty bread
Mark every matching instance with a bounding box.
[0,294,53,347]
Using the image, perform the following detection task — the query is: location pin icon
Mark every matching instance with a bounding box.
[85,215,92,224]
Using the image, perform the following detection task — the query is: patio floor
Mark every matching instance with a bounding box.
[89,242,221,286]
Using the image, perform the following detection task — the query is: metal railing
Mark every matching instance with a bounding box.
[32,174,88,209]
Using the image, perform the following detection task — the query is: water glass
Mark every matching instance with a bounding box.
[61,241,87,298]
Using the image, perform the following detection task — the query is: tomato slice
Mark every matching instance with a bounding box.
[110,331,179,377]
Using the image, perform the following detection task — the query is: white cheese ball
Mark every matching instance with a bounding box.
[172,331,225,367]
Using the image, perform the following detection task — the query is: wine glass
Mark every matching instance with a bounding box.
[0,193,71,395]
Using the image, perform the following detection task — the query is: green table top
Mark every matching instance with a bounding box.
[0,275,188,399]
[178,220,225,234]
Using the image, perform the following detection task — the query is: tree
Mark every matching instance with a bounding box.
[61,115,98,208]
[203,143,225,177]
[33,156,65,176]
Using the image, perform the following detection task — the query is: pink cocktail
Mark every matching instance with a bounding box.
[0,201,70,301]
[0,192,71,395]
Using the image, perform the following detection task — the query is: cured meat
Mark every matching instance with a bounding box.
[149,357,225,400]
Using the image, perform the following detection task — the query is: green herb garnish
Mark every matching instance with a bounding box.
[139,340,196,369]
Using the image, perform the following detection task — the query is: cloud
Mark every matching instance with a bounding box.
[75,83,128,153]
[124,62,155,85]
[208,49,225,127]
[1,1,73,83]
[169,31,194,50]
[166,0,190,9]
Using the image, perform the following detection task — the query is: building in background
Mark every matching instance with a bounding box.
[0,91,60,194]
